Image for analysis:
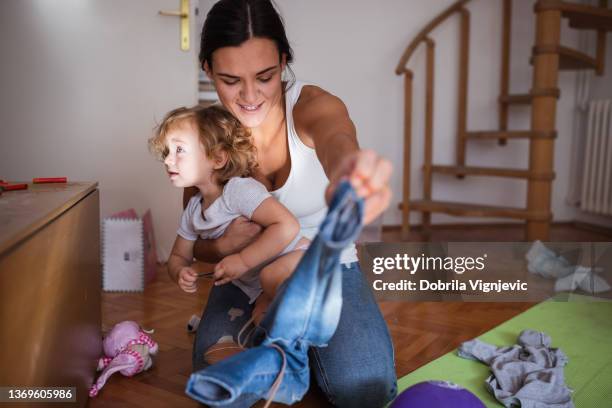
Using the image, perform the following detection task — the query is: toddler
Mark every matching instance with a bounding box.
[149,105,308,324]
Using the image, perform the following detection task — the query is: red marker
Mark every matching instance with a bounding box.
[2,183,28,191]
[33,177,67,184]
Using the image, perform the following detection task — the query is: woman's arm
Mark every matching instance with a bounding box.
[294,87,393,224]
[239,197,299,269]
[213,197,299,285]
[184,188,262,262]
[293,88,359,175]
[191,217,262,262]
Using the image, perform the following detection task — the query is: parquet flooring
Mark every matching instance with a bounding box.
[88,223,611,407]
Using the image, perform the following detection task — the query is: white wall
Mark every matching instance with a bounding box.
[1,1,610,260]
[0,1,199,259]
[591,24,612,101]
[574,27,612,228]
[277,0,606,227]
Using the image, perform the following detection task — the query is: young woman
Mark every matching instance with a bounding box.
[188,0,397,406]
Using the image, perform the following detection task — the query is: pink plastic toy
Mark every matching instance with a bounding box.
[89,321,158,397]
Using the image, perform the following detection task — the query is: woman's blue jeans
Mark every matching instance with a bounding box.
[189,183,397,407]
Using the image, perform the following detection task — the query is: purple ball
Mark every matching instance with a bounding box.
[390,381,485,408]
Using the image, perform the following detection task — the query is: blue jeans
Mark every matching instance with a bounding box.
[190,183,397,407]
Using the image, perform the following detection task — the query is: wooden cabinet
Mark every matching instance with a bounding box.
[0,182,101,407]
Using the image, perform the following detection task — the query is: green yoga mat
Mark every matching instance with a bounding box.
[396,297,612,407]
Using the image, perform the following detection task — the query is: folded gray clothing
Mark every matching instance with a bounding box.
[526,241,611,294]
[458,330,573,408]
[525,241,576,279]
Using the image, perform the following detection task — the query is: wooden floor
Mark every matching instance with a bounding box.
[88,223,611,407]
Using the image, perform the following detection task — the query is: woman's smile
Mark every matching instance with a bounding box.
[237,101,264,113]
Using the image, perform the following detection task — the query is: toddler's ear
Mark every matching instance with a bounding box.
[213,150,228,170]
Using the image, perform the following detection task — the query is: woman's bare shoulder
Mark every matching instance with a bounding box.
[295,85,338,111]
[293,85,350,146]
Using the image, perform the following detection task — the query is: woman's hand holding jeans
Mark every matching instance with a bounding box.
[325,149,393,225]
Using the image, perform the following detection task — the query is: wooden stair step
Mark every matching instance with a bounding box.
[199,80,218,106]
[499,88,561,105]
[199,81,215,92]
[399,200,551,221]
[558,46,598,70]
[499,94,533,105]
[537,0,612,31]
[465,130,557,140]
[430,165,553,180]
[532,45,598,71]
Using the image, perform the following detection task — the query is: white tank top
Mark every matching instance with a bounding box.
[269,80,357,265]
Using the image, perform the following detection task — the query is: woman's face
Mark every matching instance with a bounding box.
[206,37,285,129]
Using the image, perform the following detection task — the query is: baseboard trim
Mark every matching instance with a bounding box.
[572,221,612,238]
[381,221,609,234]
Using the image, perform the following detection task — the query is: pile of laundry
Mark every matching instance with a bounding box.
[458,330,573,408]
[526,241,610,294]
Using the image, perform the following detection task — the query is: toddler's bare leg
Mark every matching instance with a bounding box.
[252,295,270,326]
[254,242,308,325]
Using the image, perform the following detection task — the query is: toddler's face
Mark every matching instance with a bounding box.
[163,121,215,189]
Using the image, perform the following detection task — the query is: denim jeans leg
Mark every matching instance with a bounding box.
[192,282,254,372]
[186,181,364,407]
[310,262,398,408]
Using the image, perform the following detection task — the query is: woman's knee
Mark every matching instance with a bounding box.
[313,262,397,406]
[316,358,397,407]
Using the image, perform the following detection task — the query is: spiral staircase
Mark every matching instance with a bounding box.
[396,0,612,240]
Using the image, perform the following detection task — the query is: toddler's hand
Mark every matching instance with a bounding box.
[213,254,250,286]
[178,266,198,293]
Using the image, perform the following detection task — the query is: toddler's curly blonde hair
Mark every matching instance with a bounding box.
[149,105,258,184]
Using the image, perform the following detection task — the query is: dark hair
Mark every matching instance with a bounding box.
[199,0,294,84]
